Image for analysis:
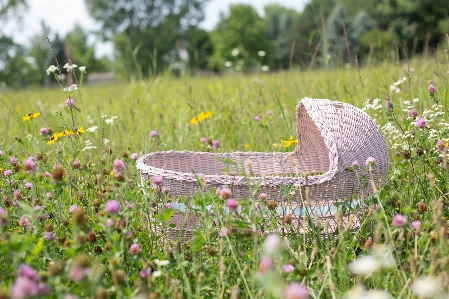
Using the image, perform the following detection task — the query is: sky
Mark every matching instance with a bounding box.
[4,0,309,58]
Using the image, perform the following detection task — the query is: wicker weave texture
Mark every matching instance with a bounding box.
[137,98,388,217]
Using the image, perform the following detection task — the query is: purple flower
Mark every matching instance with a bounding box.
[44,231,57,241]
[69,205,79,213]
[408,109,418,118]
[0,207,7,217]
[226,198,238,211]
[105,218,113,228]
[365,157,375,166]
[415,118,426,128]
[264,234,281,253]
[351,160,360,167]
[282,264,295,273]
[149,130,158,137]
[4,169,12,176]
[46,192,53,199]
[161,186,170,193]
[130,153,138,160]
[17,264,38,280]
[259,256,273,273]
[0,150,2,156]
[36,282,51,296]
[217,187,232,199]
[10,157,18,165]
[72,160,80,169]
[152,175,163,185]
[105,200,120,214]
[139,268,149,278]
[385,101,393,109]
[18,217,31,227]
[129,243,142,255]
[44,171,51,178]
[392,214,407,227]
[13,190,22,200]
[69,266,85,282]
[200,137,207,143]
[39,127,49,135]
[254,115,262,122]
[212,140,220,149]
[284,282,308,299]
[266,110,273,116]
[436,140,445,151]
[412,220,421,232]
[23,158,36,173]
[259,193,267,200]
[24,182,33,189]
[125,201,133,209]
[219,228,229,237]
[11,277,39,298]
[65,98,76,107]
[428,84,435,93]
[113,159,126,171]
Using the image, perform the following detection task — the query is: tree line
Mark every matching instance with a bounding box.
[0,0,448,87]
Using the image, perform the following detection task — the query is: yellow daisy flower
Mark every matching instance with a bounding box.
[190,117,199,125]
[245,144,250,149]
[76,126,85,134]
[22,112,40,122]
[282,136,298,147]
[47,135,58,145]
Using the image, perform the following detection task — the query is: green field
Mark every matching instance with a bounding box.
[0,57,449,298]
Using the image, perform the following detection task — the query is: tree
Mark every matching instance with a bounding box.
[28,21,52,86]
[264,4,299,69]
[0,0,27,31]
[85,0,209,78]
[209,4,273,72]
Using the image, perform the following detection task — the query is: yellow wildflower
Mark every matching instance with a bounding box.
[22,112,40,122]
[190,111,212,124]
[282,136,298,147]
[47,135,58,145]
[190,117,199,124]
[245,144,250,149]
[76,126,85,134]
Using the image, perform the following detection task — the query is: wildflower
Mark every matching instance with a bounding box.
[436,140,445,151]
[197,111,212,121]
[371,244,396,269]
[14,190,22,200]
[428,84,435,93]
[385,101,393,109]
[152,270,162,278]
[104,200,120,214]
[219,228,229,236]
[189,117,199,124]
[10,157,18,165]
[231,48,239,56]
[63,63,78,71]
[154,259,169,266]
[139,269,149,278]
[224,61,232,67]
[283,282,308,299]
[351,160,360,167]
[200,137,207,143]
[348,255,380,276]
[408,109,418,118]
[47,134,58,145]
[131,153,138,160]
[23,158,36,173]
[261,65,270,72]
[259,256,273,273]
[365,157,375,166]
[245,144,250,149]
[46,65,58,75]
[24,182,33,189]
[264,234,281,254]
[0,149,2,156]
[11,276,39,298]
[76,127,85,134]
[72,160,80,169]
[69,265,86,282]
[18,264,38,280]
[105,218,114,228]
[363,290,392,299]
[79,66,86,73]
[411,276,442,298]
[22,112,40,122]
[65,98,76,108]
[44,171,51,178]
[149,130,158,137]
[391,214,407,227]
[39,127,49,135]
[69,205,79,213]
[161,186,170,193]
[412,220,421,233]
[44,231,57,241]
[152,175,163,185]
[86,126,98,132]
[212,140,220,148]
[4,169,12,176]
[258,51,266,57]
[415,118,426,128]
[113,159,126,171]
[226,198,238,211]
[282,264,295,273]
[18,217,31,227]
[52,165,64,181]
[129,244,142,255]
[282,136,298,147]
[254,115,261,121]
[266,110,273,115]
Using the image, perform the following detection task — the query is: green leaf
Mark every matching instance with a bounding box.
[26,238,44,263]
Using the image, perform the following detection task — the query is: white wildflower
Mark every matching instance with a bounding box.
[63,63,78,72]
[363,290,392,299]
[231,48,239,56]
[152,270,162,278]
[224,61,232,68]
[348,255,380,276]
[344,284,365,299]
[154,259,170,266]
[261,65,270,72]
[411,276,442,298]
[86,126,98,132]
[79,66,86,73]
[371,245,396,269]
[258,51,266,57]
[104,139,109,145]
[46,65,58,75]
[105,119,114,125]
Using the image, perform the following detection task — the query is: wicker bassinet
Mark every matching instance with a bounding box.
[137,98,389,238]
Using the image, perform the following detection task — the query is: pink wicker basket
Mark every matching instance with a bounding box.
[137,98,389,237]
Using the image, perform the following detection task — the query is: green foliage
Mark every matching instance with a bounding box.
[209,4,273,72]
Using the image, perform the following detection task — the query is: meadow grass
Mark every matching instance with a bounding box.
[0,56,448,299]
